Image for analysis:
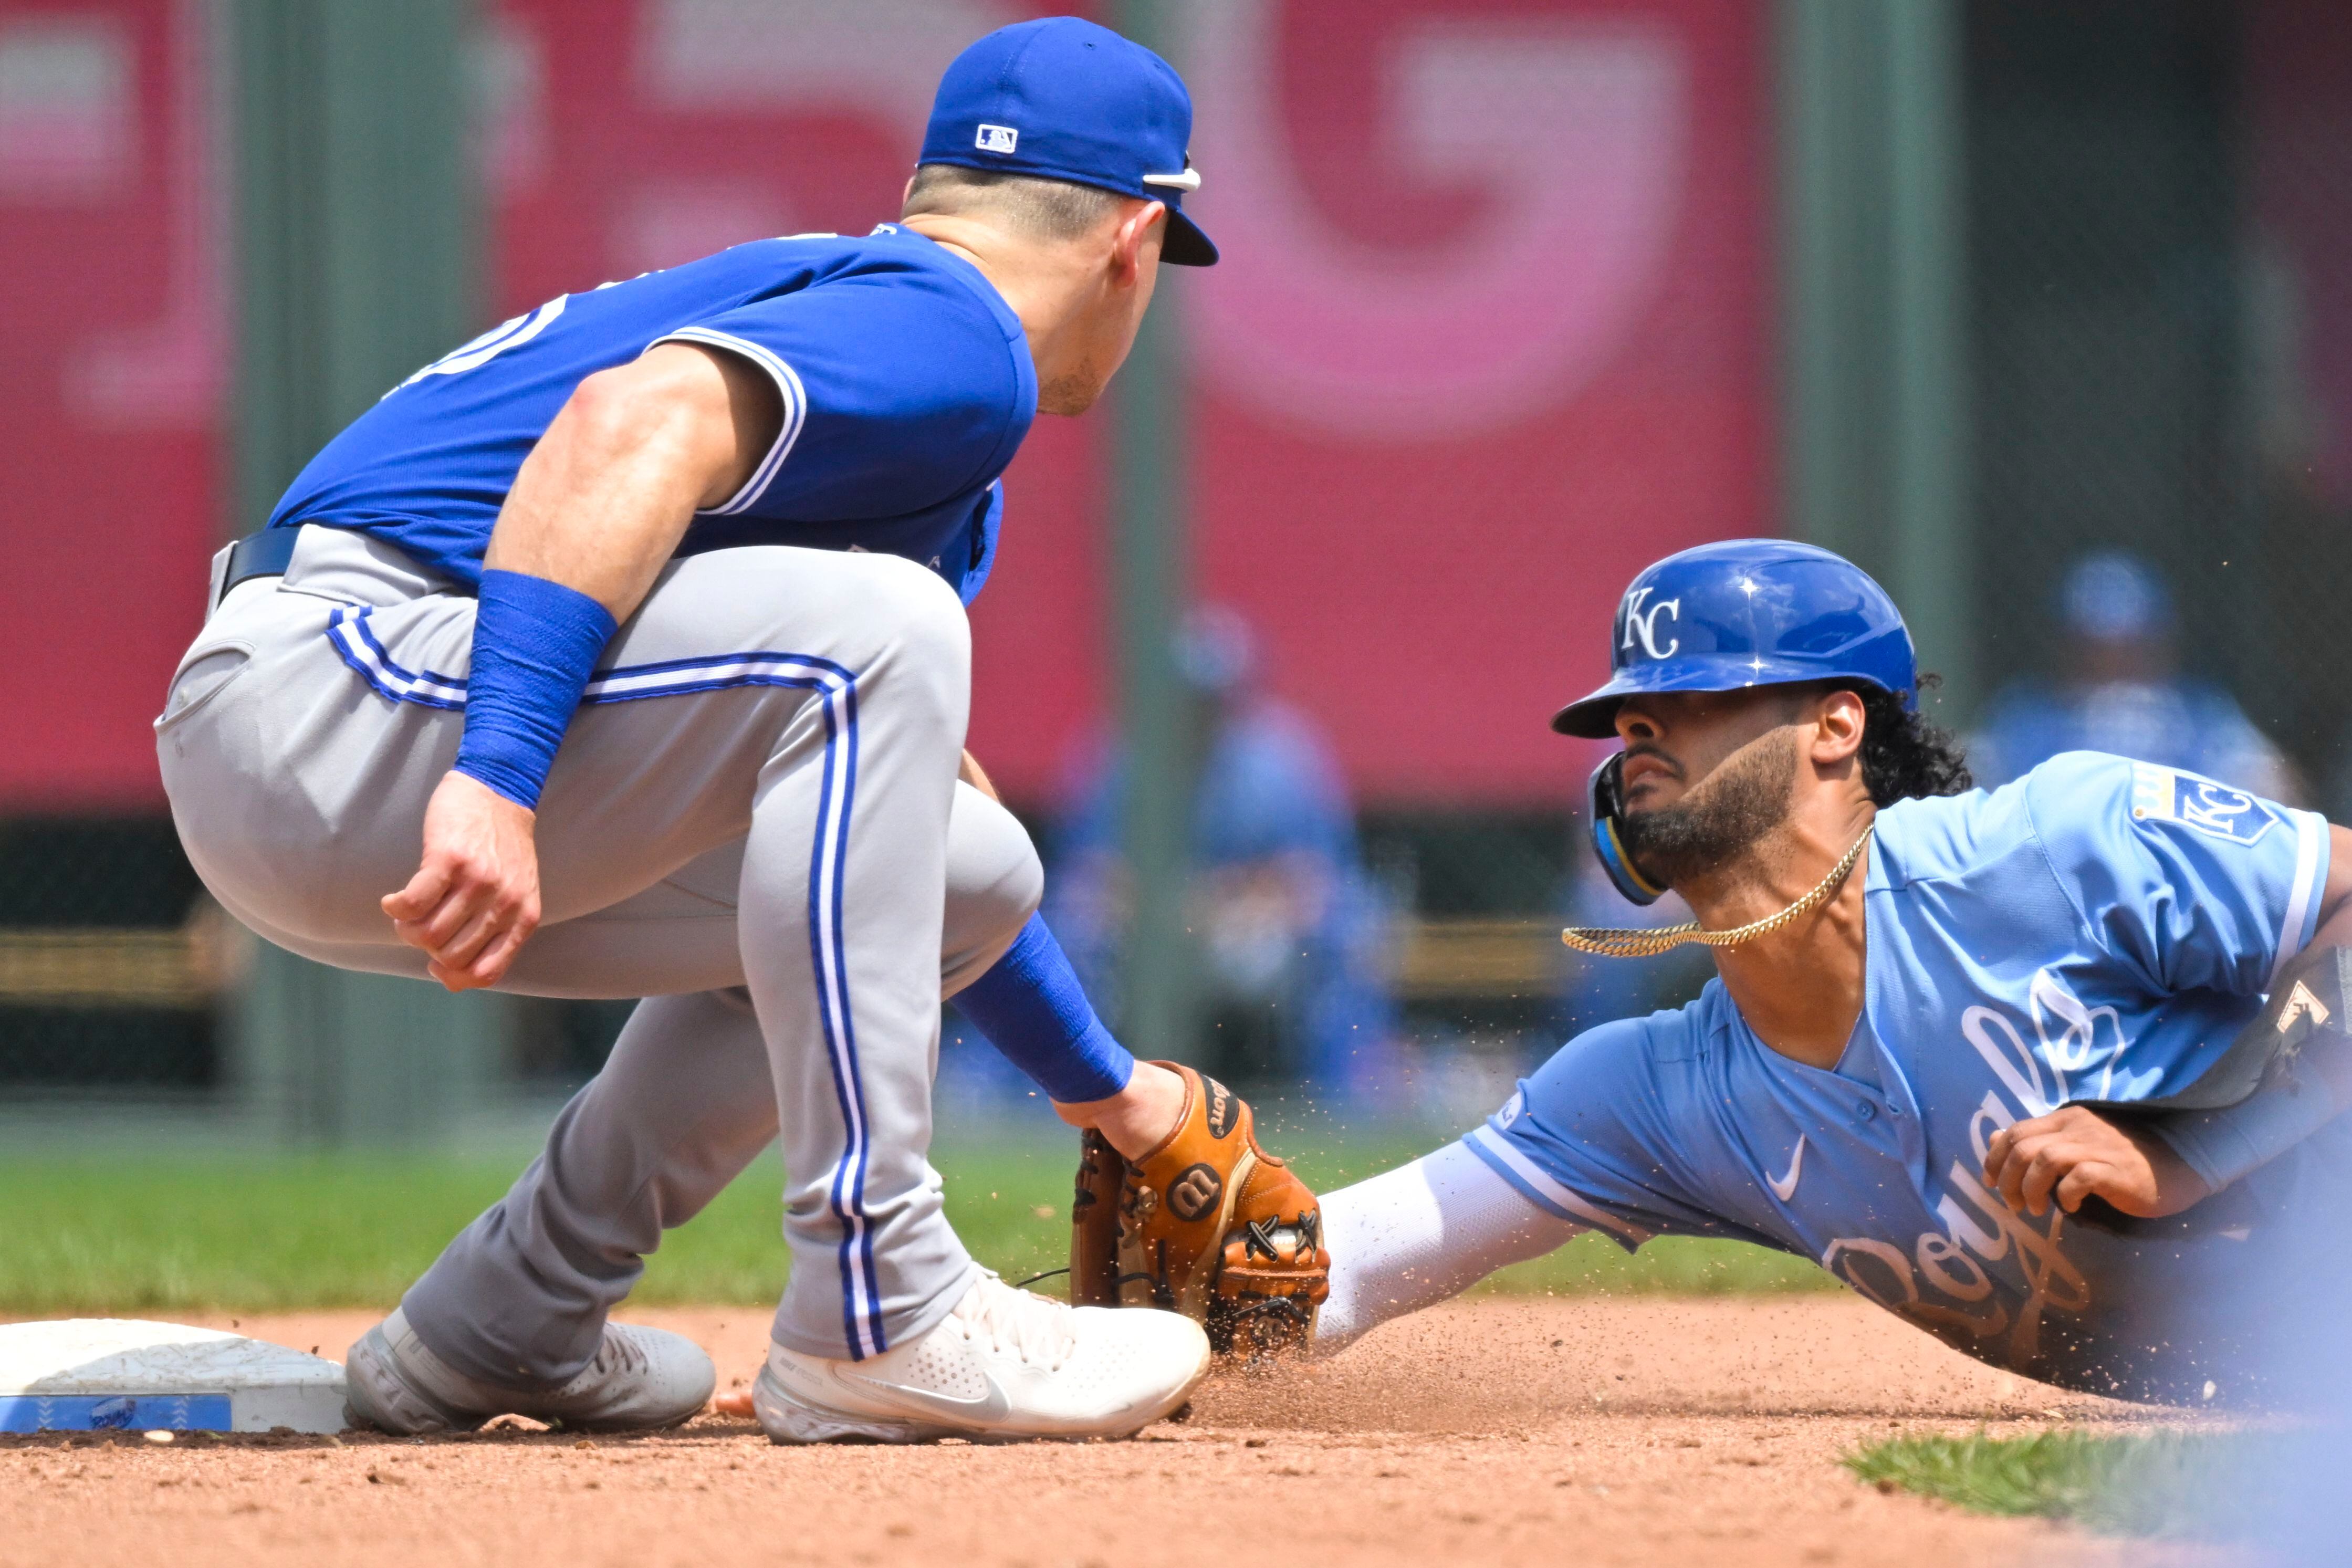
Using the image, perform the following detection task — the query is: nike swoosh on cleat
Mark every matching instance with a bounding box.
[1768,1135,1807,1203]
[841,1371,1010,1428]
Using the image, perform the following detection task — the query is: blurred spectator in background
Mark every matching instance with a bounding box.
[1971,550,2295,799]
[1048,605,1396,1091]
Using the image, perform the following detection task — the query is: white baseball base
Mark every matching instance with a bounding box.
[0,1319,347,1433]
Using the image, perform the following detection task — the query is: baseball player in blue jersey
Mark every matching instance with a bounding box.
[1296,540,2352,1404]
[154,18,1262,1443]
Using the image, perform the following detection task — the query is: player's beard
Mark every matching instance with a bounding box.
[1037,358,1107,415]
[1617,728,1800,890]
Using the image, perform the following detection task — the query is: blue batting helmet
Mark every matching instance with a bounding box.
[1553,539,1918,740]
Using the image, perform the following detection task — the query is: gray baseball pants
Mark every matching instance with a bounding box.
[158,525,1040,1376]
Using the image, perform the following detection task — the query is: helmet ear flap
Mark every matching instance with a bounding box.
[1588,753,1668,907]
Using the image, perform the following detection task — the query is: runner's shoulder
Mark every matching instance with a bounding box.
[1867,751,2133,890]
[2012,748,2232,870]
[1553,985,1727,1079]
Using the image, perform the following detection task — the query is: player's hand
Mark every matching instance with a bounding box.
[382,770,542,992]
[1981,1105,2213,1219]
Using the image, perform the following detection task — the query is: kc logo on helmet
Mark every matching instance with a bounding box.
[1621,587,1681,660]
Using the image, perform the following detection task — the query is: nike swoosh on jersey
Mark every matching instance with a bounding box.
[1768,1135,1807,1203]
[841,1370,1010,1427]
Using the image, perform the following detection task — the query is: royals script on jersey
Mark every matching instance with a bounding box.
[270,225,1038,607]
[1469,751,2343,1402]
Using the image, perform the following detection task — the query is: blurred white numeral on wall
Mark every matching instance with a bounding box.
[631,0,1689,442]
[639,0,1018,124]
[0,13,134,200]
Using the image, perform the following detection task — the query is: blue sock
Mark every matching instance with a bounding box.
[952,914,1136,1104]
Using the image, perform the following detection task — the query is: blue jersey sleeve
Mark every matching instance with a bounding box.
[1466,1013,1778,1253]
[657,270,1033,525]
[2024,751,2329,998]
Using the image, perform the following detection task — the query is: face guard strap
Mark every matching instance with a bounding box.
[1587,753,1668,907]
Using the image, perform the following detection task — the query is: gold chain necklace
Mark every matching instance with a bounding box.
[1560,827,1874,959]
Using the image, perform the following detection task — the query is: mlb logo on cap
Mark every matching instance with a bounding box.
[921,16,1218,266]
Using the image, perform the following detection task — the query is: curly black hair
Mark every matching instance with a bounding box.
[1855,675,1972,806]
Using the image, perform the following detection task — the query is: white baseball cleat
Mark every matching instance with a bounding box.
[755,1272,1210,1444]
[344,1308,716,1435]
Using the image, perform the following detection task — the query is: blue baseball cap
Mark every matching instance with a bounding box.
[920,17,1217,267]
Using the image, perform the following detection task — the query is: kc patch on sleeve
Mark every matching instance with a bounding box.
[2130,762,2279,846]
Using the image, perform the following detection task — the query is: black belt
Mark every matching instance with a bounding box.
[218,526,302,605]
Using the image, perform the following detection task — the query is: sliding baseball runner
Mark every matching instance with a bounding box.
[1259,540,2351,1404]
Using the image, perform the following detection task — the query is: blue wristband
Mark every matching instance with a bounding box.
[952,914,1136,1104]
[452,569,618,810]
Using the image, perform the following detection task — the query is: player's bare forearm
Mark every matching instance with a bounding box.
[1054,1063,1188,1159]
[958,750,1000,801]
[483,341,782,621]
[383,343,781,991]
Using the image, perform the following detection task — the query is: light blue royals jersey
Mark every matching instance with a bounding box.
[1472,752,2341,1402]
[269,224,1037,607]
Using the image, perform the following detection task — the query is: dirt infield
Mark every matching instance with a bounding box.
[0,1296,2213,1568]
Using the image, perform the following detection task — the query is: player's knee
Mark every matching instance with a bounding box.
[950,786,1044,940]
[989,835,1046,942]
[941,788,1043,998]
[853,553,971,675]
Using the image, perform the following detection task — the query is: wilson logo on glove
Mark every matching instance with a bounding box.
[1168,1163,1224,1221]
[1205,1078,1237,1139]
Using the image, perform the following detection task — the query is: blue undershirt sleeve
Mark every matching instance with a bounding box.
[950,914,1136,1105]
[2152,1084,2352,1195]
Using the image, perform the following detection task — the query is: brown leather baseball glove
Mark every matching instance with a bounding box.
[1070,1062,1329,1358]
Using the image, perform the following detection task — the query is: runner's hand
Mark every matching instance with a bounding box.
[1982,1105,2212,1219]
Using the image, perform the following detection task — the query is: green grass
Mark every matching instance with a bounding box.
[1480,1234,1831,1297]
[0,1136,1831,1314]
[1844,1431,2230,1536]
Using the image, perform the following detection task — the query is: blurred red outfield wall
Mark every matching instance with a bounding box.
[0,0,1770,810]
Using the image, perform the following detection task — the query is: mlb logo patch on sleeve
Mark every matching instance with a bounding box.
[2130,762,2278,846]
[976,124,1018,154]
